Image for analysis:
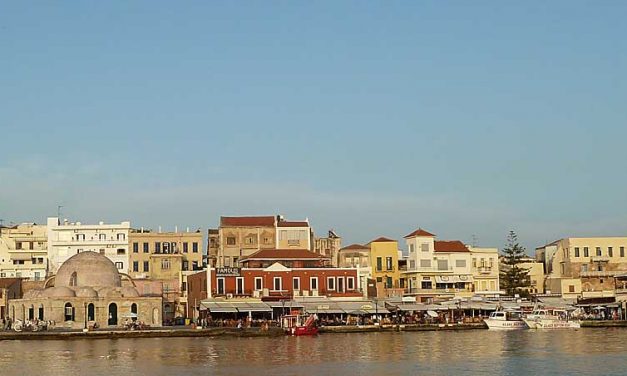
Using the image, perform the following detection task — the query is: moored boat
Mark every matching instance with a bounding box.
[523,309,581,329]
[484,310,528,330]
[283,314,318,336]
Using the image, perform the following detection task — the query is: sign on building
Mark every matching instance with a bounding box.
[216,267,241,277]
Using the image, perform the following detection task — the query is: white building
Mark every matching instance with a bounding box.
[47,217,131,274]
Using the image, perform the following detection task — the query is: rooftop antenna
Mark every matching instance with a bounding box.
[471,234,478,247]
[57,205,63,219]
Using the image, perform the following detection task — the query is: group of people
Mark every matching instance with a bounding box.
[197,316,274,330]
[2,317,55,331]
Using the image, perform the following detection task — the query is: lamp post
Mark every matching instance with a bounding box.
[84,302,87,330]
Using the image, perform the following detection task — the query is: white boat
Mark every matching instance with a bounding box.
[523,309,581,329]
[484,311,528,330]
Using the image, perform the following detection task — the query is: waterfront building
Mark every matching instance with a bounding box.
[536,237,627,299]
[403,229,474,302]
[46,217,131,274]
[9,251,162,329]
[313,230,342,267]
[0,223,48,280]
[209,215,314,268]
[468,246,500,297]
[499,255,545,295]
[368,237,403,298]
[338,243,371,297]
[0,278,22,319]
[128,228,204,320]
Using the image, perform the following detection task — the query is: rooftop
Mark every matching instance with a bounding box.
[220,216,276,227]
[434,240,469,253]
[369,236,396,244]
[277,221,309,227]
[404,228,436,238]
[241,248,329,261]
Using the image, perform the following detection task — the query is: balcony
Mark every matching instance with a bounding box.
[476,266,493,274]
[404,287,472,295]
[579,270,619,277]
[591,256,611,262]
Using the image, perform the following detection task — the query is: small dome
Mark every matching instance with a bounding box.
[43,286,76,298]
[120,286,140,297]
[24,289,45,299]
[97,287,123,298]
[75,287,99,298]
[55,251,121,288]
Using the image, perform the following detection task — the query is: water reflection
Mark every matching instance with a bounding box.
[1,329,627,375]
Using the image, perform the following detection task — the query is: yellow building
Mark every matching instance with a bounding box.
[0,223,48,281]
[468,247,500,296]
[537,237,627,299]
[367,237,401,297]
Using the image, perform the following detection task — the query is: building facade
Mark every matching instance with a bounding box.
[338,243,371,297]
[313,230,342,266]
[214,216,277,267]
[46,217,131,274]
[368,237,402,297]
[0,278,22,319]
[468,247,500,297]
[0,223,48,280]
[537,237,627,299]
[403,229,474,301]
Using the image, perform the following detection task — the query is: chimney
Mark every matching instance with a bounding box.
[175,225,178,233]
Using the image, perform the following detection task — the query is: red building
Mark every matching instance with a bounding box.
[208,249,362,300]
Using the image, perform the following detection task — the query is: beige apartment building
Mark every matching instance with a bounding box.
[537,237,627,299]
[211,215,314,267]
[0,223,48,281]
[338,243,371,296]
[128,229,204,320]
[468,247,500,296]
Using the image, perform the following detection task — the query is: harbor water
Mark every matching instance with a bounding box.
[1,328,626,375]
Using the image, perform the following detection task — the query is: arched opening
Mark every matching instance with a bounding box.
[87,303,95,321]
[152,307,159,325]
[108,303,118,326]
[64,303,74,321]
[38,304,44,320]
[28,305,34,320]
[69,272,78,287]
[131,303,138,322]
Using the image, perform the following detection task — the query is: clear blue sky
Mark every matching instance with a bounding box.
[1,1,626,253]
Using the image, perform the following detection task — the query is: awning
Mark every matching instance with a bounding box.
[199,300,272,313]
[265,301,305,308]
[435,275,473,283]
[10,253,34,261]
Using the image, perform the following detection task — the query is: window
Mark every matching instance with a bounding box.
[193,242,199,253]
[584,247,589,257]
[217,278,225,295]
[409,260,416,269]
[133,261,139,272]
[254,277,263,291]
[437,260,448,271]
[226,237,236,245]
[327,277,335,290]
[171,242,177,253]
[76,234,85,241]
[182,261,189,271]
[192,261,199,270]
[455,260,466,268]
[420,259,431,268]
[245,236,255,245]
[236,277,244,295]
[99,234,106,241]
[143,261,149,272]
[273,277,282,291]
[337,277,345,292]
[133,242,139,253]
[569,285,575,293]
[183,242,188,253]
[161,259,171,270]
[376,277,382,283]
[574,247,580,257]
[15,242,22,250]
[608,247,613,257]
[87,303,95,321]
[310,277,318,291]
[100,249,105,255]
[472,258,477,268]
[621,247,625,257]
[155,242,161,253]
[263,237,271,244]
[409,244,415,253]
[596,247,602,256]
[421,243,429,252]
[143,243,149,253]
[386,257,393,271]
[117,233,125,241]
[115,262,123,270]
[163,242,170,253]
[376,257,382,271]
[69,272,77,287]
[386,277,393,288]
[64,303,74,321]
[347,277,355,290]
[293,277,300,291]
[117,248,125,255]
[421,280,432,289]
[581,264,588,272]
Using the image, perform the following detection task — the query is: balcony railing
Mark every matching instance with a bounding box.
[579,270,619,277]
[591,256,611,262]
[404,287,472,295]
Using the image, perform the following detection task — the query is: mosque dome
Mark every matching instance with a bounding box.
[55,251,122,288]
[42,286,76,298]
[74,287,99,298]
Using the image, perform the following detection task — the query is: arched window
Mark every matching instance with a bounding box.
[108,303,118,326]
[87,303,95,321]
[69,272,78,287]
[28,305,34,320]
[64,303,74,321]
[131,303,138,322]
[38,304,44,320]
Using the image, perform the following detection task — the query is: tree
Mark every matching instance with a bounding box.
[500,230,531,297]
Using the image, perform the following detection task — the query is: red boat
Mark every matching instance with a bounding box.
[283,314,318,336]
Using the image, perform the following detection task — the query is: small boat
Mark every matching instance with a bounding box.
[484,310,528,330]
[523,309,581,329]
[282,314,318,336]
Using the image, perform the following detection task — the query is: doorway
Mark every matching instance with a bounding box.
[108,303,118,326]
